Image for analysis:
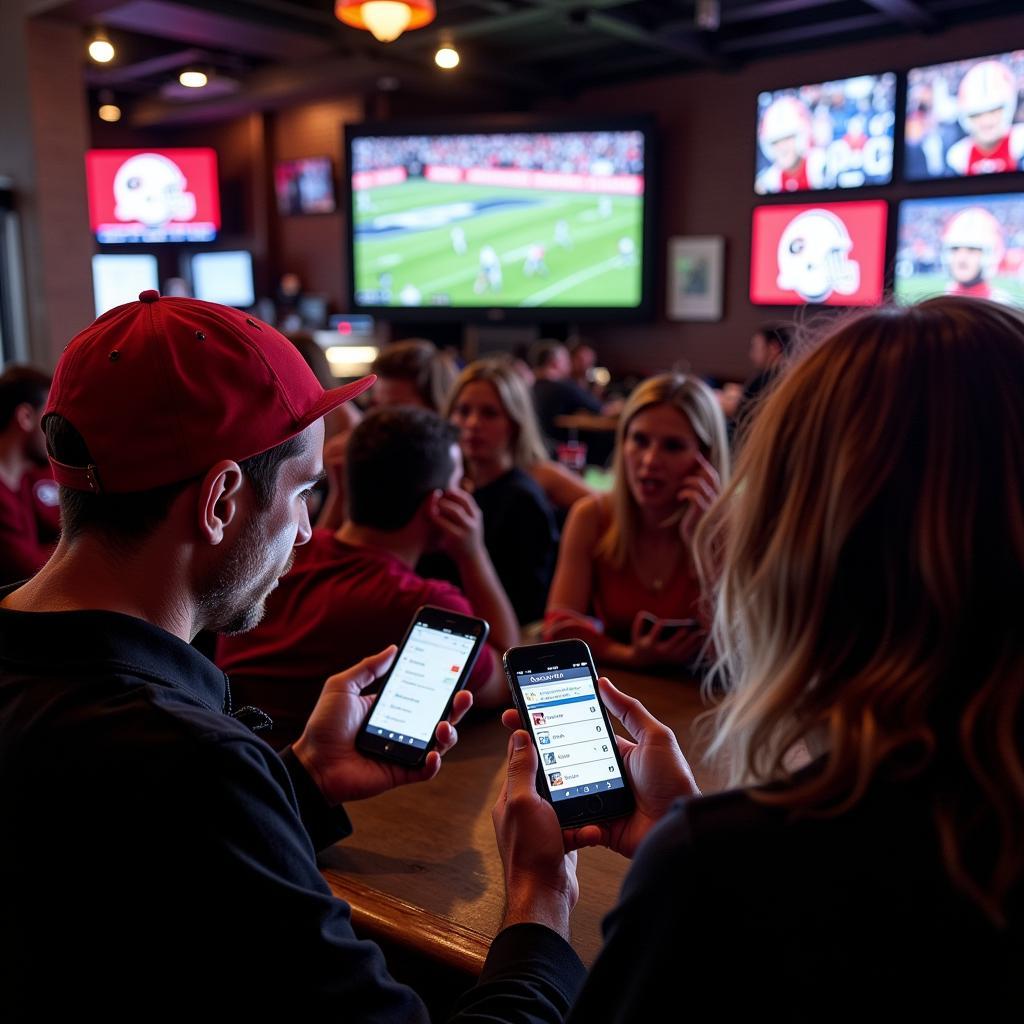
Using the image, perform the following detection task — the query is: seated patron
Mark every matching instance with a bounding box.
[0,366,59,586]
[447,360,560,625]
[545,374,729,668]
[492,296,1022,1020]
[217,405,517,744]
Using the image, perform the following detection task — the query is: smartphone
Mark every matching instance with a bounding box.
[356,605,489,767]
[503,639,634,827]
[636,613,698,641]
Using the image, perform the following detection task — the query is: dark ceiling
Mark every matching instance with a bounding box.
[35,0,1024,125]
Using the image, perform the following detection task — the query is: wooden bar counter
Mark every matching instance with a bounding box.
[320,667,725,974]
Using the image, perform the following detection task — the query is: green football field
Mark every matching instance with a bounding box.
[894,273,1024,306]
[352,180,643,308]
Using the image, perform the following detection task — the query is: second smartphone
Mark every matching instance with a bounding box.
[356,605,489,767]
[504,639,634,827]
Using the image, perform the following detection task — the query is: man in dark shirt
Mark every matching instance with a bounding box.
[0,292,584,1015]
[530,341,603,444]
[0,365,59,584]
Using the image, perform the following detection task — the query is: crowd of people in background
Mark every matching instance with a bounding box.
[0,292,1019,1015]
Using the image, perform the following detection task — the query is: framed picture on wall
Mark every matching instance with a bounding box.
[667,236,725,321]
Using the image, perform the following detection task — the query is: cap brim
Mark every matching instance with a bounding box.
[297,373,377,431]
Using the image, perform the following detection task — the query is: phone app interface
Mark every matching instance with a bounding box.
[367,623,476,748]
[516,662,625,801]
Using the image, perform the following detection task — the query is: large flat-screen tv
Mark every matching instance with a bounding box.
[750,200,888,306]
[345,119,654,321]
[92,253,159,316]
[190,251,255,308]
[905,51,1024,180]
[86,148,220,243]
[275,156,336,215]
[754,73,896,195]
[894,194,1024,308]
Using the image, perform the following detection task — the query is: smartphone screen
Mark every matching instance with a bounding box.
[505,642,632,824]
[358,606,488,765]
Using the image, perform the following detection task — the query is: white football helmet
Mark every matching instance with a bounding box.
[941,207,1005,279]
[957,60,1018,135]
[776,209,860,302]
[113,153,197,227]
[758,96,813,162]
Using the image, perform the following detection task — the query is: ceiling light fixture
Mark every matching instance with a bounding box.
[335,0,436,43]
[435,45,459,70]
[179,69,209,89]
[88,29,115,64]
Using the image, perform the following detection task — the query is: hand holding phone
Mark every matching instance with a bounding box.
[355,605,489,767]
[293,646,474,805]
[499,675,700,859]
[503,639,635,827]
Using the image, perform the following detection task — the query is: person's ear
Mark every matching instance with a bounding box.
[14,403,36,434]
[197,460,244,545]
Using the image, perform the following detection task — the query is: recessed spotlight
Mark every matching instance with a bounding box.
[98,103,122,123]
[179,69,208,89]
[88,30,115,64]
[435,45,459,70]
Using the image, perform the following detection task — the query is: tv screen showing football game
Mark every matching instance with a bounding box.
[347,123,650,316]
[905,51,1024,180]
[894,195,1024,308]
[750,200,888,306]
[86,148,220,243]
[275,156,336,215]
[754,73,896,195]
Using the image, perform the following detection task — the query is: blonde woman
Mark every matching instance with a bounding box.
[544,373,729,667]
[446,360,560,624]
[490,297,1022,1018]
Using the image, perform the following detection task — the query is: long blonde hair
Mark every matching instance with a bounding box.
[446,359,549,469]
[696,296,1024,923]
[597,373,729,568]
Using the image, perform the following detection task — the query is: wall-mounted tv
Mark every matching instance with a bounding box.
[275,156,337,215]
[345,119,654,321]
[905,51,1024,180]
[92,253,159,316]
[894,194,1024,308]
[86,148,220,243]
[750,200,888,306]
[754,73,896,195]
[190,250,255,308]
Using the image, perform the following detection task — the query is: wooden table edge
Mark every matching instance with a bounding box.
[324,868,490,976]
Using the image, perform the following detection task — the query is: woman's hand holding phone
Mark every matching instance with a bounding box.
[294,646,474,805]
[496,677,699,860]
[627,610,705,667]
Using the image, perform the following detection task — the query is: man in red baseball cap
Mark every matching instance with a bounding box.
[0,293,583,1015]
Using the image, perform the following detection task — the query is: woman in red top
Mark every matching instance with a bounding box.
[545,373,728,667]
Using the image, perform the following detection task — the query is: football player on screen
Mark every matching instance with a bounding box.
[755,96,826,194]
[946,60,1024,176]
[941,208,1012,303]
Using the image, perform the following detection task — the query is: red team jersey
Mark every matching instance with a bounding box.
[947,126,1024,176]
[781,159,812,192]
[0,466,60,586]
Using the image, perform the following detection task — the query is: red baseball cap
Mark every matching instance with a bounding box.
[44,290,375,493]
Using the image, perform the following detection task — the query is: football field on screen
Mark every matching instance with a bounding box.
[894,273,1024,307]
[353,180,644,308]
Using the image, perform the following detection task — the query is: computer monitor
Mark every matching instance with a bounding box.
[190,251,255,308]
[91,253,159,316]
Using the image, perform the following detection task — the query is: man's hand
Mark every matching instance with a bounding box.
[428,488,485,564]
[500,677,699,860]
[492,730,585,941]
[293,647,473,805]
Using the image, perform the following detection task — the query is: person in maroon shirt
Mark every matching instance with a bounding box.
[217,405,519,745]
[0,366,59,585]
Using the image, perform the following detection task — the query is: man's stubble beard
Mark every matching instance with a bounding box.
[198,516,296,637]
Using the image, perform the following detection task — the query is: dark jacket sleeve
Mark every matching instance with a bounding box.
[279,742,354,850]
[449,923,586,1023]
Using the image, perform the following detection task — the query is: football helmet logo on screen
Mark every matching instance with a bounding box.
[957,61,1018,136]
[776,209,860,303]
[941,207,1005,279]
[113,153,197,227]
[758,96,813,162]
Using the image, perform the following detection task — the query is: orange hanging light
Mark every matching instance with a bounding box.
[335,0,436,43]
